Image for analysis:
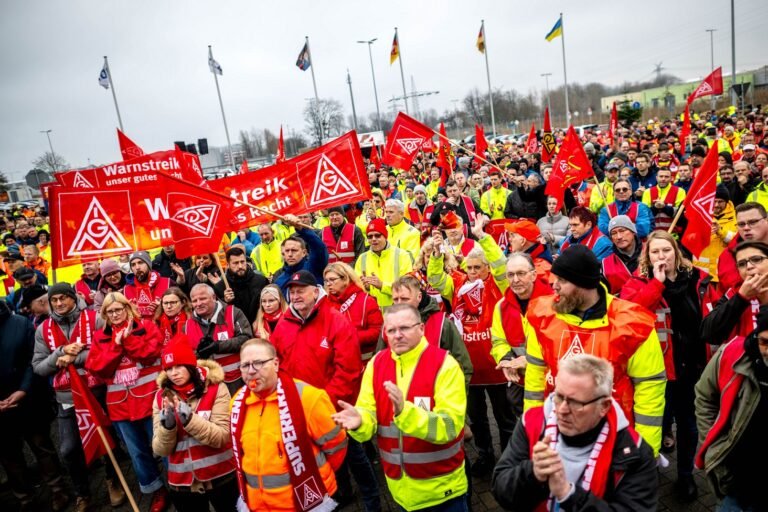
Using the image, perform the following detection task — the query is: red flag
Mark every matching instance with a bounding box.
[475,124,488,157]
[525,123,537,154]
[51,172,237,267]
[680,104,691,151]
[541,108,556,163]
[240,160,249,175]
[545,126,594,208]
[277,126,286,163]
[681,141,719,257]
[436,123,454,176]
[608,102,618,145]
[687,67,723,104]
[383,112,434,170]
[369,144,381,169]
[67,365,114,465]
[117,129,145,161]
[209,131,372,230]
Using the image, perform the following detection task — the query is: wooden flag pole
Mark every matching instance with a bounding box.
[592,176,612,219]
[431,128,506,175]
[667,204,686,234]
[96,425,140,512]
[214,257,231,290]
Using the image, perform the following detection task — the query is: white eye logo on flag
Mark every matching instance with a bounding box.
[396,138,425,154]
[168,193,219,237]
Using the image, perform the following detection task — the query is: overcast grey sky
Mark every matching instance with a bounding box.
[1,0,764,180]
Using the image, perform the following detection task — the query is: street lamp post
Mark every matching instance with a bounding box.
[40,129,57,172]
[541,73,552,117]
[706,28,717,111]
[357,38,383,132]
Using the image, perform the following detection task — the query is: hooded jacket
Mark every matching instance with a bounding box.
[270,294,362,408]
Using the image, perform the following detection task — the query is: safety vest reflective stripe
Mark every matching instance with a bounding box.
[243,451,327,489]
[106,372,159,392]
[167,450,234,473]
[315,424,342,446]
[379,440,463,465]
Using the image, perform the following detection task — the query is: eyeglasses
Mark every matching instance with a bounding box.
[105,306,126,316]
[384,323,422,337]
[736,218,766,229]
[507,270,534,281]
[367,233,384,239]
[162,300,181,307]
[324,275,341,284]
[553,393,607,412]
[736,255,768,269]
[239,358,274,372]
[613,187,630,193]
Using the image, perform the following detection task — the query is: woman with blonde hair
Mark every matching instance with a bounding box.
[252,284,287,341]
[324,262,383,363]
[86,292,168,510]
[154,287,192,346]
[620,231,710,501]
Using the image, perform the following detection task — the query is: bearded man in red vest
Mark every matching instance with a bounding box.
[321,206,365,265]
[695,308,768,511]
[123,251,172,320]
[492,354,658,511]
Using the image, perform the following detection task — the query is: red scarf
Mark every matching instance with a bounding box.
[170,366,208,401]
[158,311,188,345]
[231,373,336,512]
[328,284,362,314]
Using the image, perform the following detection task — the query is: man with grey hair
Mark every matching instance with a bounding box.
[384,198,420,262]
[492,354,658,511]
[185,283,252,393]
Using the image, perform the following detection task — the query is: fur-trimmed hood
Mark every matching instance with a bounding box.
[155,359,225,388]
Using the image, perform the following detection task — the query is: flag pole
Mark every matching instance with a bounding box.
[592,176,612,219]
[209,45,235,171]
[667,204,686,233]
[395,28,409,114]
[306,36,320,104]
[104,57,124,132]
[96,425,140,512]
[559,13,570,125]
[481,21,497,138]
[432,127,504,175]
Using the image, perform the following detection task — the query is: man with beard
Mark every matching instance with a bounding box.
[601,216,643,294]
[321,206,365,265]
[213,246,268,324]
[123,251,172,320]
[524,245,667,454]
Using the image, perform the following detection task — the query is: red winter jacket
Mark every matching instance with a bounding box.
[86,318,164,421]
[327,284,383,361]
[270,295,362,409]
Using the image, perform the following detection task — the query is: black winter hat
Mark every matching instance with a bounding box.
[551,244,601,289]
[21,285,48,309]
[47,282,78,302]
[715,185,730,202]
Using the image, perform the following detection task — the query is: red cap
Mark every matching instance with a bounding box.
[505,220,541,243]
[439,211,463,230]
[161,334,198,369]
[366,218,388,239]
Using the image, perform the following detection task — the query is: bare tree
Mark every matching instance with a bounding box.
[303,99,345,146]
[263,129,278,155]
[0,170,8,193]
[31,152,68,173]
[238,130,254,159]
[249,129,265,157]
[463,88,485,124]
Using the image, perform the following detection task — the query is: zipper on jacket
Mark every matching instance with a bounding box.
[259,401,266,416]
[277,441,283,459]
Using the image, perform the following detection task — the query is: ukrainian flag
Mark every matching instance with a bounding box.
[545,17,563,41]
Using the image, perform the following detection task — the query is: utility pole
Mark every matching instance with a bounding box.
[706,28,717,111]
[357,38,383,131]
[40,129,57,172]
[346,69,359,131]
[730,0,737,106]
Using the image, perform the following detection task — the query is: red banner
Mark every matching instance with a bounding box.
[680,104,691,150]
[277,126,286,163]
[541,107,555,163]
[369,143,381,169]
[436,123,453,174]
[682,141,719,257]
[608,102,618,145]
[51,172,237,266]
[687,67,723,104]
[208,131,371,230]
[525,123,537,154]
[68,365,114,465]
[475,124,488,157]
[545,126,594,208]
[55,149,205,190]
[117,129,145,160]
[383,112,435,170]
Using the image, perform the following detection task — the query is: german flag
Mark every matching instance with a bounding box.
[390,32,399,65]
[476,24,485,53]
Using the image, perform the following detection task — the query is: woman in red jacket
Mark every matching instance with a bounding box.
[154,287,191,346]
[620,231,709,501]
[251,284,287,341]
[324,262,384,364]
[86,292,169,511]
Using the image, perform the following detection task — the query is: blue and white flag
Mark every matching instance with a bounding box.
[98,61,110,89]
[296,41,311,71]
[208,47,223,75]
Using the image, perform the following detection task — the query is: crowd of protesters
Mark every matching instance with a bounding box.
[1,106,767,512]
